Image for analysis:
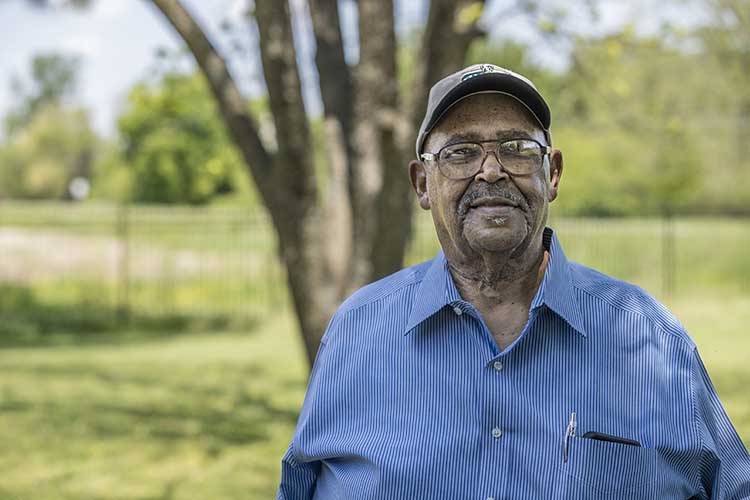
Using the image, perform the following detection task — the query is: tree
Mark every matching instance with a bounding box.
[688,0,750,158]
[4,53,80,136]
[550,31,706,215]
[116,72,246,204]
[142,0,494,367]
[0,51,95,201]
[0,103,96,200]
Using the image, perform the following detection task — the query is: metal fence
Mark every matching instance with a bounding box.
[1,201,748,330]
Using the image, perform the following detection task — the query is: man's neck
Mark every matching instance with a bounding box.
[447,242,548,312]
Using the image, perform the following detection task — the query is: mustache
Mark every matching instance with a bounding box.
[457,184,525,216]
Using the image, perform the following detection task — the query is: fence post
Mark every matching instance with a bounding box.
[116,203,130,325]
[661,209,676,299]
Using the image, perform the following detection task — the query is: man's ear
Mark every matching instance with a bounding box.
[409,160,431,210]
[547,149,563,202]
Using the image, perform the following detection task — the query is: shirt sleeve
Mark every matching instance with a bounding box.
[277,318,335,500]
[276,440,321,500]
[691,347,750,499]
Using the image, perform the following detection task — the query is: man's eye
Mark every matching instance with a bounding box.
[502,140,539,155]
[443,145,481,159]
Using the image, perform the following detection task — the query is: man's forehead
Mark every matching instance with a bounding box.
[440,92,539,124]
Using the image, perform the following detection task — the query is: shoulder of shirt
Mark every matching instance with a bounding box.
[334,258,433,317]
[568,260,697,350]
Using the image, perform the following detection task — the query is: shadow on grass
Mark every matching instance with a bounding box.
[0,365,299,455]
[0,284,259,348]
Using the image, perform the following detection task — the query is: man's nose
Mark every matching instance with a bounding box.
[474,151,509,183]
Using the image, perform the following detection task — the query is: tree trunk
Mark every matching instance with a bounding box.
[147,0,488,370]
[348,0,400,287]
[308,0,355,299]
[255,0,338,367]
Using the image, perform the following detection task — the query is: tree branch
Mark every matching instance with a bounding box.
[308,0,354,139]
[348,0,402,285]
[254,0,342,368]
[255,0,317,208]
[308,0,355,293]
[407,0,488,151]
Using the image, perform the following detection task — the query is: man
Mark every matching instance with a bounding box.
[277,64,750,499]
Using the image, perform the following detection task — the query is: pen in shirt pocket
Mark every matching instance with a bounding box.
[563,412,576,463]
[563,412,643,463]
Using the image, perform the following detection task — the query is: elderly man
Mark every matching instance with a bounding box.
[277,64,750,499]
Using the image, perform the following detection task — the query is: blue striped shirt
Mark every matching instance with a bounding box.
[277,227,750,499]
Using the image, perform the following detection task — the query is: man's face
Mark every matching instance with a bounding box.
[409,92,563,264]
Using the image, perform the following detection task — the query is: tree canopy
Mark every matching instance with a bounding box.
[116,72,247,205]
[0,52,96,201]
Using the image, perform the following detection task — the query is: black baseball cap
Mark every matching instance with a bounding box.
[415,63,551,158]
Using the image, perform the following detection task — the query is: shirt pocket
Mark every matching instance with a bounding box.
[556,435,658,499]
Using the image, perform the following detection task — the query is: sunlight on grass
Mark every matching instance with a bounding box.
[1,295,748,499]
[668,294,750,450]
[0,314,308,499]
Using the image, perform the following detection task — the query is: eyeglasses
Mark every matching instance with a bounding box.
[420,139,551,180]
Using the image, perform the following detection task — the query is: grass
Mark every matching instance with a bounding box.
[0,314,307,500]
[0,283,261,348]
[0,296,748,500]
[670,294,750,444]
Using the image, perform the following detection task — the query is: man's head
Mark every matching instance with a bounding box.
[409,64,563,266]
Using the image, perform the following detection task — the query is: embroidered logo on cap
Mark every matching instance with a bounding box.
[461,64,499,81]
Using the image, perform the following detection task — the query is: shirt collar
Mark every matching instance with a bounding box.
[533,227,587,337]
[402,247,452,335]
[403,227,587,337]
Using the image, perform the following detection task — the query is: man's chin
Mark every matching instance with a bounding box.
[460,212,526,250]
[463,227,526,255]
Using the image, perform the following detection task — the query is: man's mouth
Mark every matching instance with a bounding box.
[468,197,518,216]
[469,197,518,208]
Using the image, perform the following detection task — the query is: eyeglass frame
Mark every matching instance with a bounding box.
[419,138,552,180]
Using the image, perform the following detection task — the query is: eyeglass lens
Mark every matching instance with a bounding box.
[438,140,544,178]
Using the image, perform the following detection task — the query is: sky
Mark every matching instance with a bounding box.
[0,0,227,137]
[0,0,700,139]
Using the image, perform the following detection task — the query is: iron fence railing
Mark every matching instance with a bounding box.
[1,202,748,328]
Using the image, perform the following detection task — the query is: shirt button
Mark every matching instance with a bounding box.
[491,427,503,439]
[453,306,463,316]
[493,361,503,372]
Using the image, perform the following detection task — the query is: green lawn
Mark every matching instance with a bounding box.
[1,295,748,500]
[1,208,748,498]
[670,294,750,444]
[0,312,307,500]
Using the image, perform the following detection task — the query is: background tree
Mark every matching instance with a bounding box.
[691,0,750,156]
[682,0,750,212]
[4,53,80,136]
[116,72,247,204]
[0,106,95,200]
[0,52,96,201]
